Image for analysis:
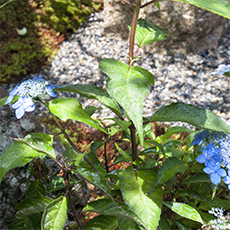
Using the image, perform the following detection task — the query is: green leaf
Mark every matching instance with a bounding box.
[19,133,56,160]
[160,126,192,141]
[76,160,113,200]
[133,18,169,47]
[0,142,46,184]
[163,201,203,223]
[63,146,85,166]
[171,0,230,19]
[115,143,132,161]
[100,58,154,145]
[184,173,210,183]
[149,157,188,193]
[177,190,206,201]
[198,197,230,211]
[55,84,122,117]
[0,95,19,107]
[83,215,118,230]
[15,196,53,217]
[91,140,103,154]
[120,168,162,230]
[26,179,46,198]
[150,102,230,133]
[157,214,171,230]
[10,216,31,230]
[174,220,189,230]
[84,199,144,227]
[118,218,139,230]
[49,97,107,133]
[41,196,67,230]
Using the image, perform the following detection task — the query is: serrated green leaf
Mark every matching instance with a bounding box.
[133,18,169,47]
[15,196,53,217]
[0,142,46,184]
[163,201,203,223]
[84,199,144,227]
[19,133,56,160]
[10,216,31,230]
[160,126,192,141]
[171,0,230,19]
[41,196,67,230]
[83,215,118,230]
[49,97,106,133]
[26,180,46,198]
[120,168,162,230]
[100,59,154,145]
[149,157,188,193]
[76,160,113,200]
[55,84,122,117]
[150,102,230,133]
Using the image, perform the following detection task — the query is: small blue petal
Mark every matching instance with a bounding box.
[5,95,14,105]
[223,175,230,184]
[15,106,25,119]
[210,173,221,185]
[203,167,214,174]
[9,85,19,96]
[12,98,23,109]
[217,168,227,177]
[45,85,56,97]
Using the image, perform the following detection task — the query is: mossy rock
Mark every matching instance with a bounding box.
[0,0,103,83]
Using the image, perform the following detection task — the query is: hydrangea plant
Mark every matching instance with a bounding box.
[0,0,230,229]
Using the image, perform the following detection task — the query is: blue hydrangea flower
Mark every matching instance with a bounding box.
[203,162,226,185]
[210,64,230,76]
[5,75,57,119]
[191,130,230,189]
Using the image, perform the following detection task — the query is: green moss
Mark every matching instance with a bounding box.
[0,0,103,83]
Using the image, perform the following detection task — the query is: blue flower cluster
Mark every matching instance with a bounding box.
[5,75,57,119]
[191,130,230,189]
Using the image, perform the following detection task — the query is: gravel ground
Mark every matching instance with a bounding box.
[2,12,230,126]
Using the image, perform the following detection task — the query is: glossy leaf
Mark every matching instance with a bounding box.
[84,199,144,226]
[163,201,203,223]
[184,173,210,183]
[149,157,188,193]
[150,102,230,133]
[55,84,122,117]
[174,220,189,230]
[171,0,230,19]
[100,58,154,145]
[115,143,132,161]
[62,146,85,166]
[10,216,31,230]
[18,133,56,160]
[120,168,162,230]
[177,190,206,201]
[157,214,171,230]
[41,196,67,230]
[76,160,113,200]
[15,196,52,217]
[118,218,139,230]
[49,97,106,133]
[0,142,46,184]
[83,215,118,230]
[133,18,169,47]
[26,179,46,198]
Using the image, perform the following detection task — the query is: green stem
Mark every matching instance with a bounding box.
[0,0,15,9]
[39,97,80,153]
[128,0,141,162]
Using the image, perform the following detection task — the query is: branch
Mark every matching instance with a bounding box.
[121,0,135,7]
[141,0,162,8]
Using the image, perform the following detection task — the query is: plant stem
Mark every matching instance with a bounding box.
[128,0,141,162]
[121,0,135,7]
[140,0,162,8]
[39,97,80,153]
[129,0,141,65]
[104,134,109,173]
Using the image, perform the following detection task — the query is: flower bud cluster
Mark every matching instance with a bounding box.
[5,75,57,119]
[191,130,230,189]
